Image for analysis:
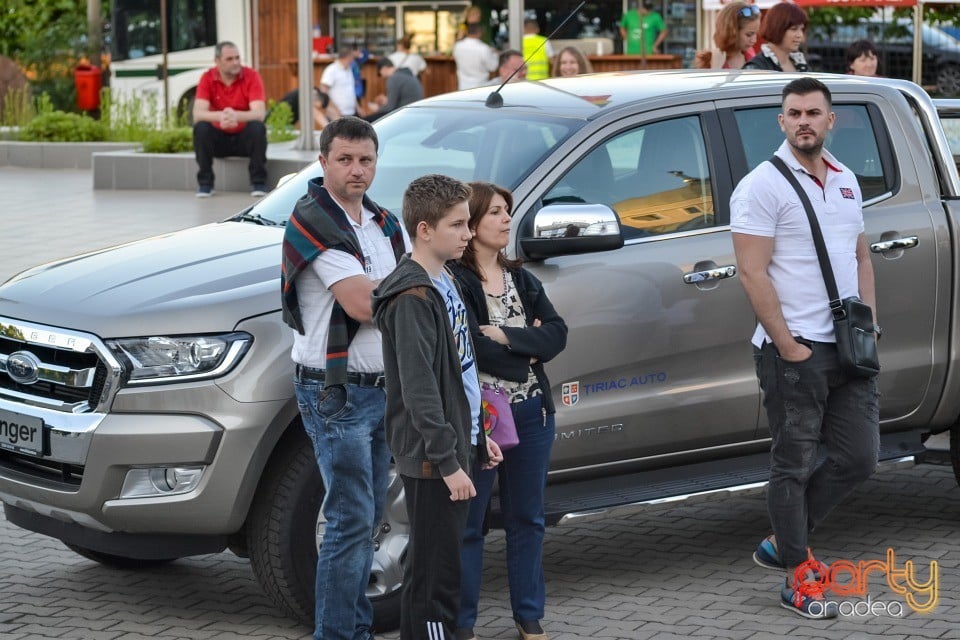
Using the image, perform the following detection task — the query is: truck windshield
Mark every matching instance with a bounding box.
[246,106,582,225]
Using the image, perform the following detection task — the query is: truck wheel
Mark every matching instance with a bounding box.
[246,431,406,631]
[63,543,176,568]
[937,64,960,96]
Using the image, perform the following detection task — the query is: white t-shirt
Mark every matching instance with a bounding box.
[452,37,499,90]
[387,51,427,76]
[320,60,356,115]
[291,200,411,371]
[730,140,864,347]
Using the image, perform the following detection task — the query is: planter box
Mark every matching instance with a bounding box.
[0,141,140,169]
[92,142,317,192]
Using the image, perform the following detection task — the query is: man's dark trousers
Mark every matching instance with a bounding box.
[193,120,267,188]
[755,340,880,568]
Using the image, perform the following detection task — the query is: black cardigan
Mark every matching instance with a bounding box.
[448,262,568,415]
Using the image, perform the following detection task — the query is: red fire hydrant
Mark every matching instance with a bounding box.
[74,64,102,111]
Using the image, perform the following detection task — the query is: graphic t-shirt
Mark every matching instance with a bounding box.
[432,272,481,444]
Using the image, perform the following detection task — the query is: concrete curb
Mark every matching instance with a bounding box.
[92,142,318,192]
[0,141,140,169]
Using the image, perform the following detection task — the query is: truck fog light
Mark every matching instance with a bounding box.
[119,466,204,498]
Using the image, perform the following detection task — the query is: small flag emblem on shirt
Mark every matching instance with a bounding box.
[839,187,855,199]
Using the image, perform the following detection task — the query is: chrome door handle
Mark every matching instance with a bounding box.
[870,236,918,252]
[683,265,737,284]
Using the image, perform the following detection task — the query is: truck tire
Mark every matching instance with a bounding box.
[246,430,406,631]
[63,543,176,568]
[937,64,960,97]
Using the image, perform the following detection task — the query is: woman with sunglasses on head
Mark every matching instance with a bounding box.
[449,182,567,640]
[694,1,760,70]
[743,1,810,72]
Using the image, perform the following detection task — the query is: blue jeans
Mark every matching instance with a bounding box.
[458,395,555,628]
[294,378,390,640]
[755,340,879,568]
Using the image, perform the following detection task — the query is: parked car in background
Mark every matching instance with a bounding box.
[805,18,960,95]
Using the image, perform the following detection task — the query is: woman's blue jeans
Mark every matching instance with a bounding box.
[458,395,555,628]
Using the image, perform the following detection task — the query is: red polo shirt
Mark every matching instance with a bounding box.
[196,66,266,132]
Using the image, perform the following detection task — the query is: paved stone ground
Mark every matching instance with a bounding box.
[0,462,956,640]
[0,168,957,640]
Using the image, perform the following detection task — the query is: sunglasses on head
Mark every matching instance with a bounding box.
[739,5,761,17]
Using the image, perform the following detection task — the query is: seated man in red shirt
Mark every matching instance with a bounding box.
[192,41,268,198]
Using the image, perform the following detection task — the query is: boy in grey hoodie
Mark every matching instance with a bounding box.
[372,175,502,640]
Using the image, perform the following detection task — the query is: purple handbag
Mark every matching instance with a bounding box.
[480,384,519,451]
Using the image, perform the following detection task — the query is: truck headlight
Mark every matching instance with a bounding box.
[106,332,252,385]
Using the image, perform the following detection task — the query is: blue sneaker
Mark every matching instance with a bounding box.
[196,185,213,198]
[780,578,838,619]
[753,535,783,570]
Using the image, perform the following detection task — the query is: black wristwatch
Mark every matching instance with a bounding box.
[874,324,883,340]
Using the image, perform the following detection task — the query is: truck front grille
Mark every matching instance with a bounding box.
[0,320,121,413]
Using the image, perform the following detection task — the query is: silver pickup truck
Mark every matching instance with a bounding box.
[1,72,958,629]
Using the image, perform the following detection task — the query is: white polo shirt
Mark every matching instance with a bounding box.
[291,198,411,371]
[730,140,864,347]
[452,37,499,90]
[320,60,356,116]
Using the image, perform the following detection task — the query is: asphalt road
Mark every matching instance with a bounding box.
[0,168,957,640]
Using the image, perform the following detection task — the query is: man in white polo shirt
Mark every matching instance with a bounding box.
[321,48,359,116]
[452,22,499,90]
[731,78,879,621]
[280,117,411,640]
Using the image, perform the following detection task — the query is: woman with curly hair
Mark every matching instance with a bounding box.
[694,1,760,70]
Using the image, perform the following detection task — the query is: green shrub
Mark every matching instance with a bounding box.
[0,85,34,128]
[141,127,193,153]
[266,99,297,143]
[19,110,107,141]
[100,88,164,142]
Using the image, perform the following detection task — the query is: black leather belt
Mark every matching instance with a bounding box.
[295,365,386,388]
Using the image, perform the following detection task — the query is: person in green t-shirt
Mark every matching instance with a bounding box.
[620,0,668,56]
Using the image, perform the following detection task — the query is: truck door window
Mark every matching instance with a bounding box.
[733,104,890,201]
[542,115,714,240]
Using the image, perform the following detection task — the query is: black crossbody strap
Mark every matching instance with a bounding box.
[768,155,842,308]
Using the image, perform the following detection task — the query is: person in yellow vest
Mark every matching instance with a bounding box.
[522,19,554,81]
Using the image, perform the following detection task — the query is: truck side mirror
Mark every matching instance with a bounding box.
[520,204,624,260]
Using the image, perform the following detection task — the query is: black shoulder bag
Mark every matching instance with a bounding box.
[768,155,880,378]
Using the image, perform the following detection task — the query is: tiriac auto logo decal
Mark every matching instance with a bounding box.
[793,548,939,618]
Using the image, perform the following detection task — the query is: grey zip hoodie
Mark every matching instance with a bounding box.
[372,256,478,479]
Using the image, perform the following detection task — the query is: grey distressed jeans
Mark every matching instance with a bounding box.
[754,339,880,568]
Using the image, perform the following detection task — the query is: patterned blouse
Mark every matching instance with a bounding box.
[479,270,542,404]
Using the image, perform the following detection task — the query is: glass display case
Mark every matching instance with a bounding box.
[661,0,698,67]
[402,2,468,55]
[330,4,397,55]
[330,1,469,57]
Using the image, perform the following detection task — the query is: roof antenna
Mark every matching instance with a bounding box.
[485,1,586,109]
